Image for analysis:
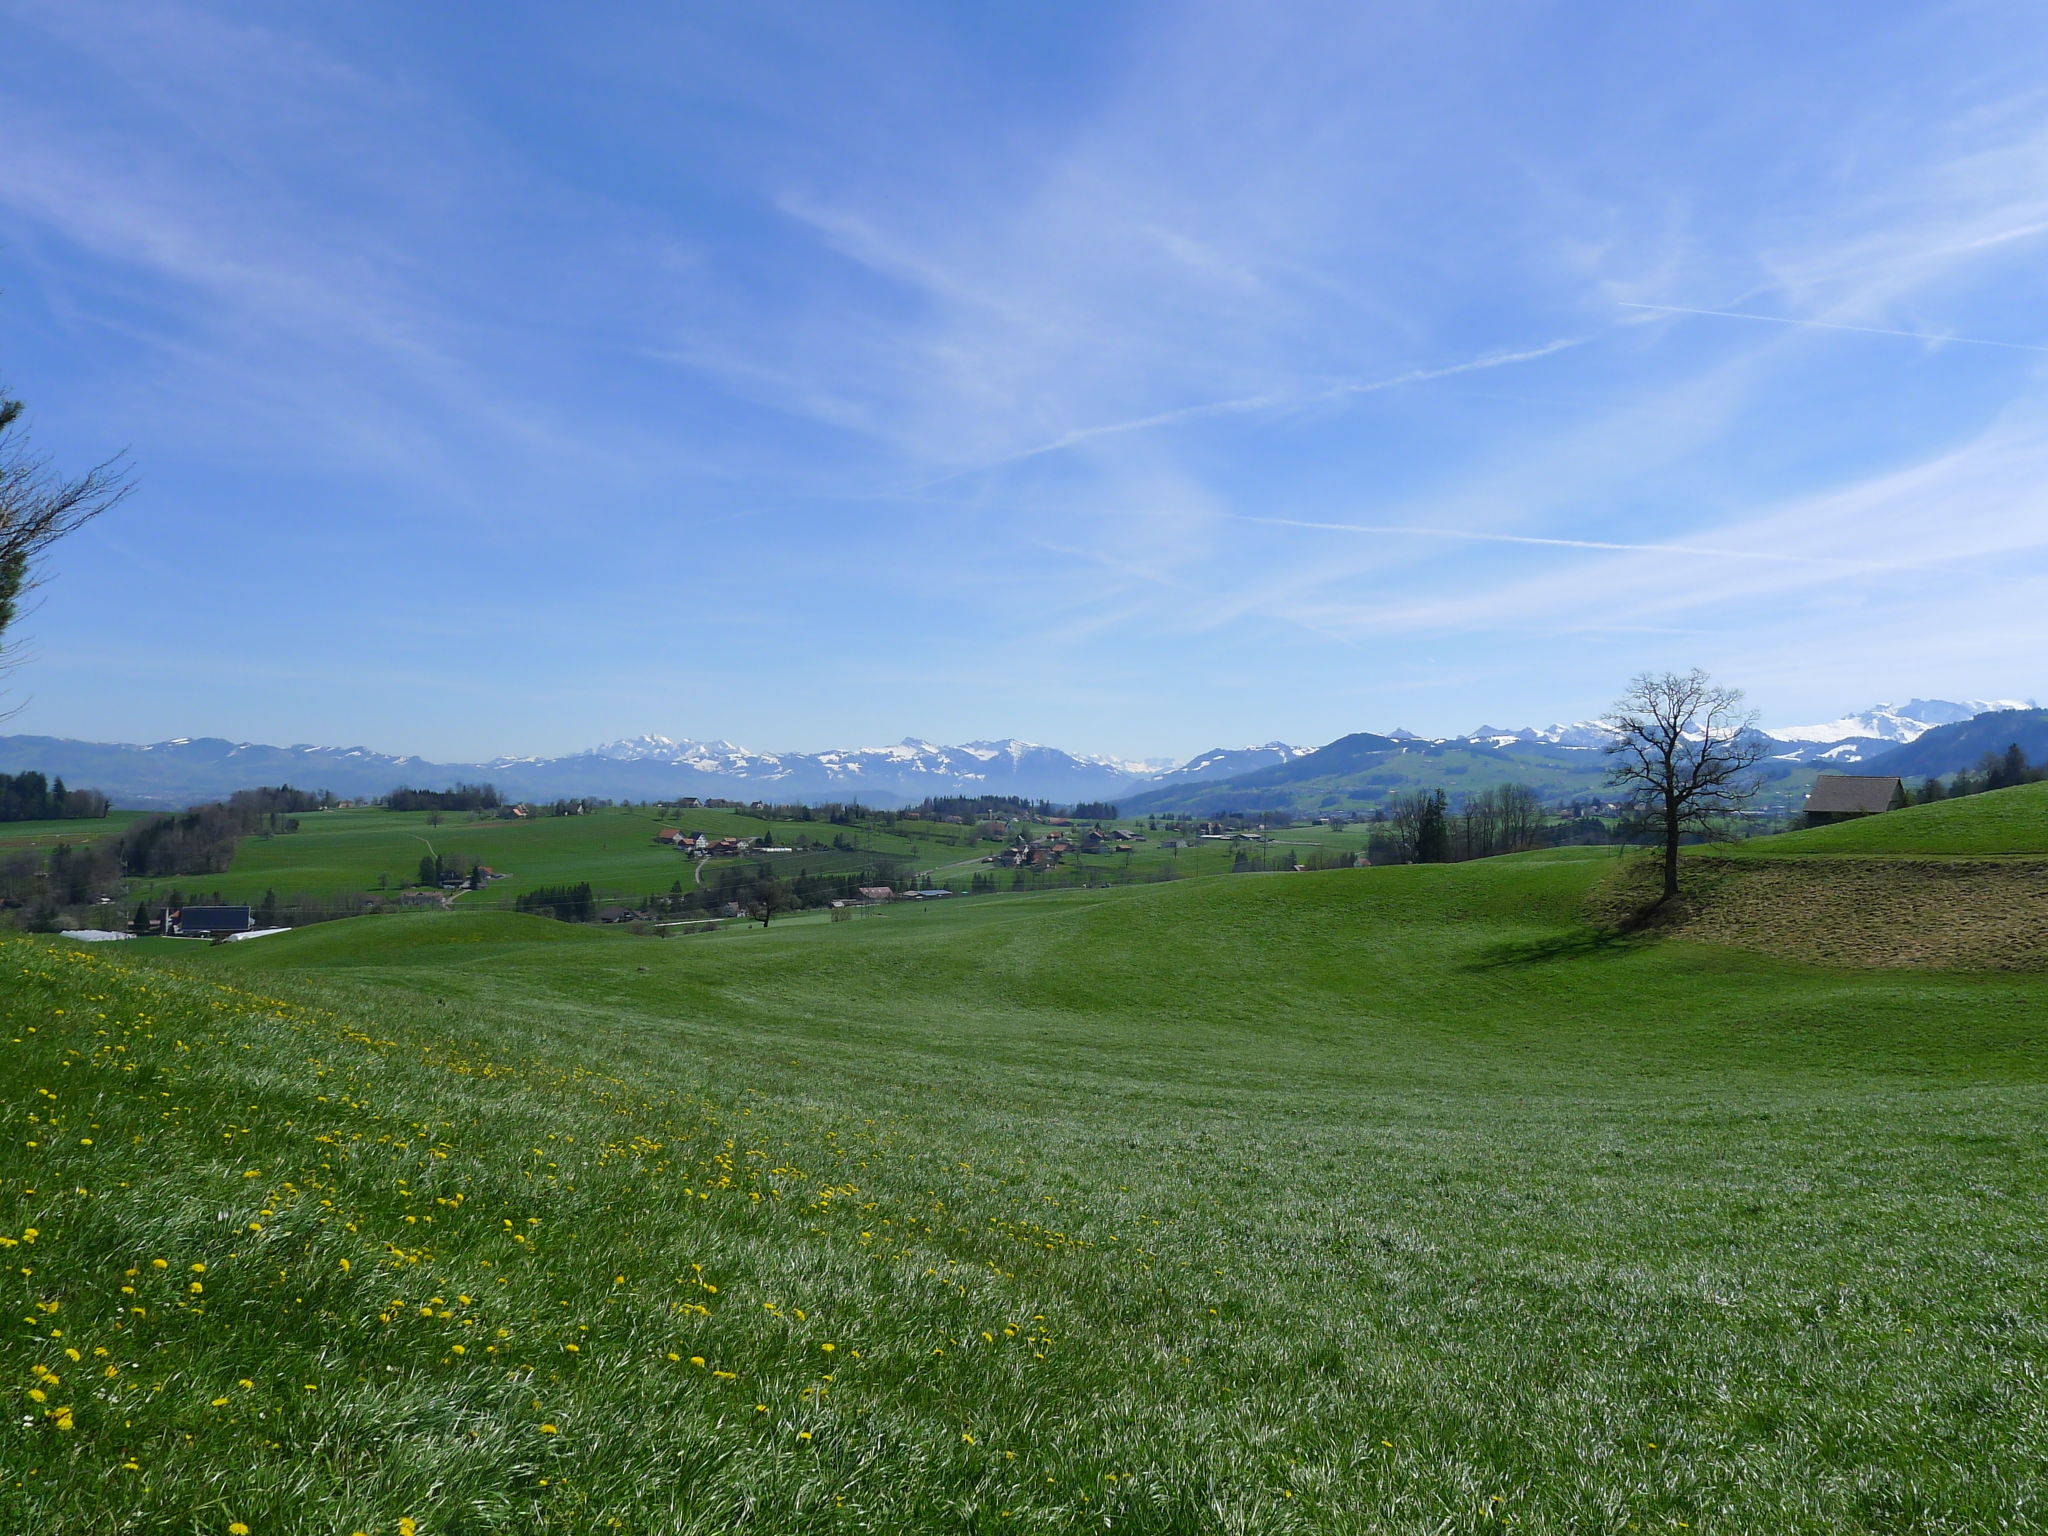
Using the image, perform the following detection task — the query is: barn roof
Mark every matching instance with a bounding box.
[1803,774,1904,815]
[177,905,253,931]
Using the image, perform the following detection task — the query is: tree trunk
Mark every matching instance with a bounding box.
[1662,809,1681,901]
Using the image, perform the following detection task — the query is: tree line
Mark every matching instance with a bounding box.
[1363,783,1552,865]
[1912,744,2044,803]
[384,783,503,812]
[0,770,109,822]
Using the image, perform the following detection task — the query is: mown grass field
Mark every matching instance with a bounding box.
[6,793,2047,1532]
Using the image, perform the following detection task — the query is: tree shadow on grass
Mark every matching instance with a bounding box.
[1463,923,1656,970]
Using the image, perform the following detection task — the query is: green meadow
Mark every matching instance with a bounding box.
[6,790,2048,1532]
[116,803,1348,911]
[118,806,933,907]
[0,812,146,854]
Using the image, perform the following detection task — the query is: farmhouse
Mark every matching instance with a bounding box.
[1802,774,1907,824]
[167,905,253,938]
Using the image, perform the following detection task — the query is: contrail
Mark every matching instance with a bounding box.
[1325,336,1585,397]
[909,336,1586,490]
[1619,301,2048,354]
[1238,514,1850,567]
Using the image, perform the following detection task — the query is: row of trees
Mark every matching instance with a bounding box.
[517,883,596,922]
[0,770,109,822]
[1363,783,1548,865]
[385,783,503,812]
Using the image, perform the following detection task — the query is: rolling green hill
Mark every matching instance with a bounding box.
[10,829,2048,1532]
[1718,777,2048,857]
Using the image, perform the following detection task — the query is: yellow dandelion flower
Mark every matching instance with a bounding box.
[539,1423,558,1434]
[229,1524,250,1535]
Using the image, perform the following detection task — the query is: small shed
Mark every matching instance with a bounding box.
[1802,774,1907,824]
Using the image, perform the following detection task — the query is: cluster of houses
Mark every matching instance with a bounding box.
[832,886,956,906]
[987,827,1141,870]
[653,829,792,857]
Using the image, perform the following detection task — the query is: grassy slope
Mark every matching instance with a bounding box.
[1717,779,2048,857]
[7,857,2048,1533]
[1609,783,2048,969]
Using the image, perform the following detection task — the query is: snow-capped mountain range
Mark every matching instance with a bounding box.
[0,701,2030,808]
[1761,698,2032,745]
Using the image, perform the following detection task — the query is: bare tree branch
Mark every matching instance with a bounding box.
[0,383,134,675]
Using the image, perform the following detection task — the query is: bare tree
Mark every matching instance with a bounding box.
[1603,669,1766,902]
[1,385,133,688]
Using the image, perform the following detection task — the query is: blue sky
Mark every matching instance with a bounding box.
[3,0,2046,763]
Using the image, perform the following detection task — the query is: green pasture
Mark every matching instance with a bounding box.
[1717,778,2048,857]
[0,812,145,853]
[7,786,2048,1531]
[118,805,967,906]
[112,803,1341,909]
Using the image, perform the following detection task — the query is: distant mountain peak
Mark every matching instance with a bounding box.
[1766,698,2034,745]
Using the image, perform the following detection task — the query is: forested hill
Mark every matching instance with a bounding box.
[1863,709,2048,779]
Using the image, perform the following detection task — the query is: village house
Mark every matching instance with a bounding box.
[856,886,896,903]
[1802,774,1907,824]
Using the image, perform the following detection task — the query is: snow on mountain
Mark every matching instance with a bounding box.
[1765,699,2034,745]
[1141,742,1314,783]
[1460,721,1614,749]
